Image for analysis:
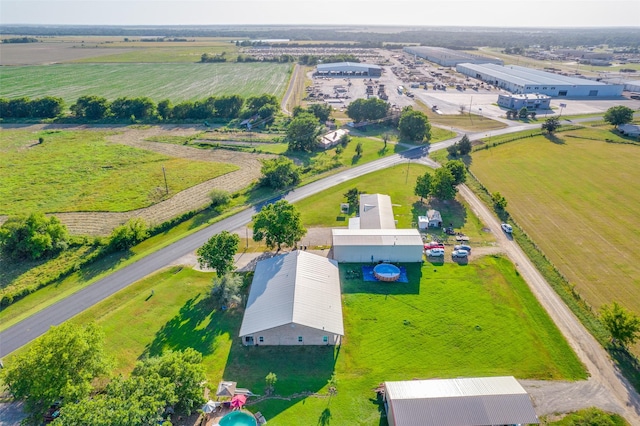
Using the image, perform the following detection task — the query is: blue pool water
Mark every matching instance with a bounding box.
[373,263,401,281]
[219,411,257,426]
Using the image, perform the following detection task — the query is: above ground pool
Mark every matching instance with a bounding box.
[373,263,401,282]
[219,411,257,426]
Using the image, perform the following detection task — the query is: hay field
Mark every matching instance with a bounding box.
[0,62,292,104]
[470,127,640,320]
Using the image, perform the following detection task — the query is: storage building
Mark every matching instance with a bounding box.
[624,80,640,93]
[403,46,503,67]
[316,62,382,78]
[456,63,623,97]
[384,376,539,426]
[332,229,424,263]
[239,251,344,346]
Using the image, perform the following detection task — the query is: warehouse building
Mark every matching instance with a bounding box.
[316,62,382,78]
[624,80,640,93]
[497,93,551,110]
[456,63,624,97]
[403,46,503,67]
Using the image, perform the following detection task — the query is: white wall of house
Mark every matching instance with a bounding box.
[333,244,423,263]
[241,323,342,346]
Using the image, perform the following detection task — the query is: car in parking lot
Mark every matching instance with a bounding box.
[426,248,445,257]
[501,223,513,233]
[454,244,471,252]
[424,242,445,250]
[451,249,469,258]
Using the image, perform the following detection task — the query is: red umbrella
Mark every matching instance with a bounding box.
[231,394,247,409]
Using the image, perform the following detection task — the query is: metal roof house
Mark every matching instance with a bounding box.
[403,46,503,67]
[456,63,623,97]
[384,376,539,426]
[316,62,382,78]
[350,193,397,230]
[332,229,423,263]
[239,250,344,346]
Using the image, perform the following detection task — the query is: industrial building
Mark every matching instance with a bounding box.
[456,63,624,97]
[497,93,551,110]
[403,46,503,67]
[624,80,640,93]
[316,62,382,78]
[383,376,539,426]
[239,251,344,346]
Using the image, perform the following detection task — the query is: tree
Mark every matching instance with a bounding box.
[444,160,466,185]
[457,134,472,155]
[213,95,244,119]
[287,112,319,152]
[132,348,206,416]
[246,94,278,114]
[31,96,65,118]
[600,302,640,348]
[2,322,109,421]
[108,218,149,251]
[252,200,307,250]
[260,157,301,189]
[210,272,243,308]
[430,167,457,200]
[344,188,361,212]
[518,106,529,119]
[339,132,351,147]
[491,192,508,210]
[71,95,109,120]
[541,117,560,134]
[355,141,363,156]
[157,99,173,120]
[0,213,69,260]
[346,98,389,123]
[603,105,634,128]
[414,171,432,203]
[306,103,332,123]
[398,108,431,142]
[446,143,459,157]
[265,372,277,395]
[197,231,239,276]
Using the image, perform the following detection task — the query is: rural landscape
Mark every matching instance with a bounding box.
[1,18,640,426]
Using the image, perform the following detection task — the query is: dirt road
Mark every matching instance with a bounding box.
[457,184,640,423]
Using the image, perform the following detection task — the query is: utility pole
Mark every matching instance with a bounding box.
[162,165,168,195]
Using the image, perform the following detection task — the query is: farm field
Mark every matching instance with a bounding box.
[71,44,238,63]
[469,127,640,354]
[57,254,584,425]
[0,128,238,215]
[0,62,292,104]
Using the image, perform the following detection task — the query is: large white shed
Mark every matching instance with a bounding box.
[332,229,423,263]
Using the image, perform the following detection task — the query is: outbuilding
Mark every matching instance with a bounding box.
[332,229,424,263]
[383,376,539,426]
[239,251,344,346]
[316,62,382,78]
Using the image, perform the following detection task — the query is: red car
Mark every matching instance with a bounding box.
[424,242,445,250]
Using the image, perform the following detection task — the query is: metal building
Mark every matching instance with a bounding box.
[383,376,539,426]
[456,63,624,97]
[403,46,503,67]
[316,62,382,78]
[332,229,424,263]
[497,93,551,110]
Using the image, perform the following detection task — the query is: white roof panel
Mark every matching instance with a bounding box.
[459,62,609,87]
[359,193,396,229]
[332,228,423,246]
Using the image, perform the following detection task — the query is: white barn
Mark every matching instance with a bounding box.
[384,376,539,426]
[239,251,344,346]
[332,229,424,263]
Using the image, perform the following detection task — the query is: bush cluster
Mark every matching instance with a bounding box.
[0,96,65,119]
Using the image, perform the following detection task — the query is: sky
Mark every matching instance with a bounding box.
[1,0,639,27]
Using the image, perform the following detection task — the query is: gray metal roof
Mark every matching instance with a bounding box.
[458,63,608,87]
[239,251,344,337]
[404,46,502,65]
[332,229,423,247]
[359,193,396,229]
[385,376,539,426]
[316,62,382,72]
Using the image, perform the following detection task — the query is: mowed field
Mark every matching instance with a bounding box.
[0,129,238,214]
[470,127,640,339]
[0,62,292,104]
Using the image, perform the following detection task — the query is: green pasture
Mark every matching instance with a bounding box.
[0,129,238,215]
[469,127,640,351]
[56,255,584,425]
[72,43,238,63]
[0,62,292,104]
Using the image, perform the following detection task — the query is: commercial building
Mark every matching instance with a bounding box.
[403,46,503,67]
[624,80,640,93]
[456,63,624,97]
[383,376,539,426]
[497,93,551,110]
[316,62,382,78]
[239,251,344,346]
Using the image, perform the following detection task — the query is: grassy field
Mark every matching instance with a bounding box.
[0,129,238,215]
[72,42,238,63]
[469,126,640,353]
[56,254,584,425]
[0,62,292,104]
[414,100,508,132]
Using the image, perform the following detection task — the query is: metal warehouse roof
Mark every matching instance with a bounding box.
[239,251,344,337]
[405,46,501,64]
[458,63,608,87]
[359,194,396,229]
[316,62,382,72]
[332,229,423,246]
[385,376,539,426]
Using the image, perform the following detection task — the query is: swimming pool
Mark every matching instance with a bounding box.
[219,411,257,426]
[373,263,401,282]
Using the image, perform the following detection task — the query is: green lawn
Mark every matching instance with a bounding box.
[72,43,238,63]
[0,62,292,104]
[0,129,238,215]
[56,255,584,425]
[469,126,640,355]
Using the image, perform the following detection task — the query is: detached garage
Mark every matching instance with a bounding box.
[332,229,424,263]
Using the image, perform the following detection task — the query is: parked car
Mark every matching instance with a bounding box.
[454,244,471,252]
[424,242,445,250]
[426,248,445,257]
[501,223,513,233]
[451,249,469,258]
